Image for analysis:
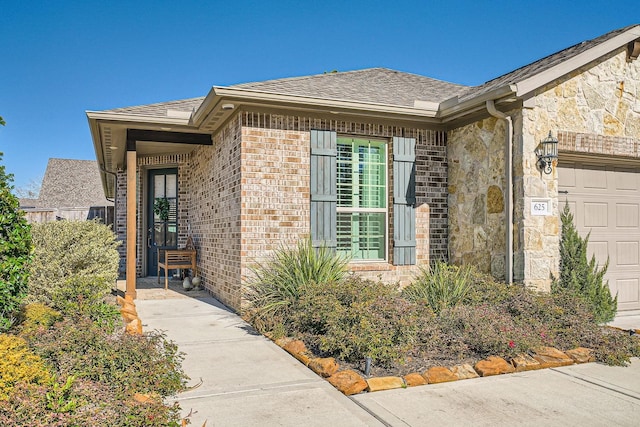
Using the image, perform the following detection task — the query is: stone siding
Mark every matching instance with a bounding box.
[447,117,508,279]
[520,47,640,290]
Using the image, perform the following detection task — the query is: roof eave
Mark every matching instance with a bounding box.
[192,86,441,131]
[514,26,640,97]
[438,84,519,123]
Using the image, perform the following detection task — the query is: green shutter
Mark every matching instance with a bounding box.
[310,130,337,250]
[393,137,416,265]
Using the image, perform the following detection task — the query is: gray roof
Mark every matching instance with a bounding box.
[38,159,113,208]
[234,68,469,106]
[101,25,638,117]
[458,25,638,101]
[107,97,204,119]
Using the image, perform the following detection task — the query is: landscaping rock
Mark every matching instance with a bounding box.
[424,366,458,384]
[474,356,515,377]
[532,346,574,368]
[403,372,428,387]
[308,357,339,378]
[282,339,307,355]
[564,347,595,364]
[366,376,405,392]
[274,337,294,348]
[450,364,480,380]
[511,353,542,372]
[327,370,368,396]
[125,318,142,335]
[120,308,138,323]
[133,392,160,403]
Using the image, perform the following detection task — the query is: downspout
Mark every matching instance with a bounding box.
[486,100,513,284]
[99,166,117,224]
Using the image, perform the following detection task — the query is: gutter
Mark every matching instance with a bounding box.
[486,100,513,285]
[191,86,441,128]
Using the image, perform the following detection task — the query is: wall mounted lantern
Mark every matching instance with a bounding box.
[535,131,558,174]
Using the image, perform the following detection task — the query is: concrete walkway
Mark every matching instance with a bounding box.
[134,284,640,426]
[135,291,383,426]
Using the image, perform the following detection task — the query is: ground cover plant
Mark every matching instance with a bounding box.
[245,240,640,378]
[0,215,189,425]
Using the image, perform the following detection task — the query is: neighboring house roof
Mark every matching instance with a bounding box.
[18,198,38,209]
[37,159,113,208]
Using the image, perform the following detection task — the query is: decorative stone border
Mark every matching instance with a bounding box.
[116,295,143,335]
[273,337,600,395]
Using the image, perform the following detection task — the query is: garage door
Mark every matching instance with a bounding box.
[558,161,640,313]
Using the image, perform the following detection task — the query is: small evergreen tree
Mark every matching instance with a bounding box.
[0,150,32,331]
[553,202,617,323]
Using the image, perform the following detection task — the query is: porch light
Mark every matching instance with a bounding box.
[535,131,558,174]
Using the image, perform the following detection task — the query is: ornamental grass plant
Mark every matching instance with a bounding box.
[244,238,349,332]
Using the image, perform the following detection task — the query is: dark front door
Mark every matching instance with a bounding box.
[147,168,178,275]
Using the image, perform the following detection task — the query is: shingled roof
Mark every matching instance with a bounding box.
[107,97,204,119]
[99,25,639,119]
[458,25,639,101]
[234,68,469,106]
[37,159,113,209]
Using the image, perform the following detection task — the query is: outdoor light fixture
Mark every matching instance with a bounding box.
[535,131,558,174]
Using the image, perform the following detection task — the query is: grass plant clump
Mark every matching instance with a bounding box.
[402,261,473,314]
[245,238,349,332]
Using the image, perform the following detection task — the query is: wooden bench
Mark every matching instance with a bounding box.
[157,237,197,290]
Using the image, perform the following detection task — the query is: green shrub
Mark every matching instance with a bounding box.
[17,303,62,337]
[0,152,32,331]
[27,220,120,318]
[0,377,182,426]
[29,317,188,398]
[245,238,349,330]
[553,203,617,323]
[0,335,51,400]
[291,277,426,365]
[402,262,473,314]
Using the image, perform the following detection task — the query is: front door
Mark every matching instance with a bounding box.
[147,168,178,275]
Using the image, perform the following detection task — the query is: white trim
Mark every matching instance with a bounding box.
[515,28,640,97]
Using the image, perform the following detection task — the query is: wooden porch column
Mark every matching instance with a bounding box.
[125,149,137,299]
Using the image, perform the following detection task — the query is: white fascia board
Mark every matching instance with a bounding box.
[192,86,440,127]
[515,27,640,97]
[85,110,191,126]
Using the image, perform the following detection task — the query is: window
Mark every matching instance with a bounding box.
[336,137,387,260]
[310,130,416,266]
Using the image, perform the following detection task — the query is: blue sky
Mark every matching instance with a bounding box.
[0,0,637,191]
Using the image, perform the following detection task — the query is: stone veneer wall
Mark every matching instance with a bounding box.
[519,47,640,291]
[186,115,243,309]
[447,117,508,280]
[239,112,448,293]
[448,48,640,291]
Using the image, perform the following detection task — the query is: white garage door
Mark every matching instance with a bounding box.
[558,161,640,313]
